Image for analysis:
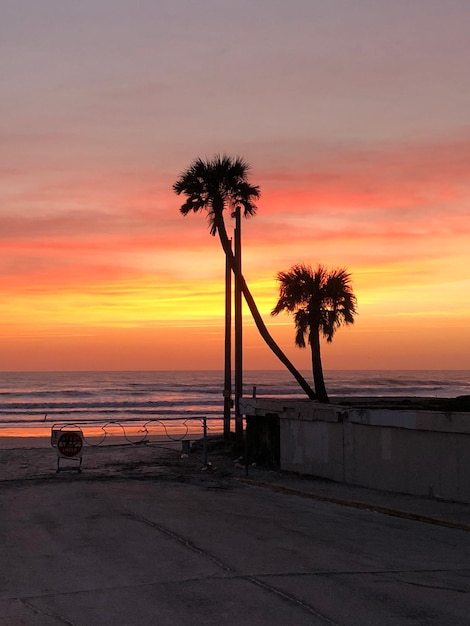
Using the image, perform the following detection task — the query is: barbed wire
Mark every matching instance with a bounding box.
[45,416,212,448]
[81,418,201,447]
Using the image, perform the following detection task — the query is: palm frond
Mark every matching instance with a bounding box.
[273,262,357,341]
[294,309,308,347]
[173,154,260,236]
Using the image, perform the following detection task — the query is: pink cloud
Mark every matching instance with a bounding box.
[256,134,470,211]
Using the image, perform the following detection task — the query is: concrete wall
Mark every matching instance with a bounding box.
[240,398,470,504]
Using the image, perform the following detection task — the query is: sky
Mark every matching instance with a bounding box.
[1,0,470,373]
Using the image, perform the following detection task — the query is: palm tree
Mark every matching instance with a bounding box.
[272,264,357,403]
[173,155,316,400]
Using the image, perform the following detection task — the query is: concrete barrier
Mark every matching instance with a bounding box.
[241,398,470,504]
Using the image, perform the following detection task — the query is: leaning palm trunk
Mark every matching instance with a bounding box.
[214,212,316,400]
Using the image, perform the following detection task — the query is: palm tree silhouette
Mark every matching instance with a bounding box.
[173,155,316,400]
[272,264,357,403]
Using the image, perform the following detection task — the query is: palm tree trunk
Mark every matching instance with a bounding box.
[310,327,329,403]
[215,213,316,400]
[223,246,232,441]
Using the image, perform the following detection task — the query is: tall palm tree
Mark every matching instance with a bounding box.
[272,264,357,403]
[173,155,316,400]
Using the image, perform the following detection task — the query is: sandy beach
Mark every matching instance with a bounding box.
[0,433,216,481]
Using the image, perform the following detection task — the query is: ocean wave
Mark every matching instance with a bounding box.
[0,370,468,428]
[0,399,224,414]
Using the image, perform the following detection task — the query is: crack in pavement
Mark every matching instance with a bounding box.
[257,567,470,578]
[122,508,233,572]
[377,574,469,594]
[247,575,341,625]
[17,597,76,625]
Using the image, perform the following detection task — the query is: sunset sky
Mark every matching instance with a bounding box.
[2,0,470,372]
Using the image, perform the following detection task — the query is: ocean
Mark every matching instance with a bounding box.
[0,370,469,439]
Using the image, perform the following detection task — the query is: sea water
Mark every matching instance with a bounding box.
[0,370,468,434]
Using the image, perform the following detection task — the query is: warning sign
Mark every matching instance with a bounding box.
[57,431,83,458]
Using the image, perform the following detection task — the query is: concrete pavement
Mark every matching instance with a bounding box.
[1,442,469,625]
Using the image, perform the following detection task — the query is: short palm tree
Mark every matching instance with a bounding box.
[272,264,357,403]
[173,155,315,400]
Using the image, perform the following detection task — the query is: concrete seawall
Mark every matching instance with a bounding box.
[241,398,470,504]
